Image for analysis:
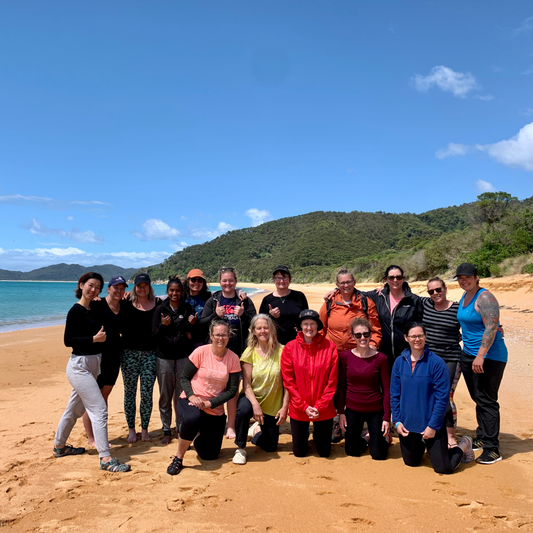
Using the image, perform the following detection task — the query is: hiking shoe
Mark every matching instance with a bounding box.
[233,448,247,465]
[476,449,502,465]
[167,456,183,476]
[472,438,484,451]
[53,444,86,458]
[100,457,131,472]
[459,436,474,463]
[331,420,342,443]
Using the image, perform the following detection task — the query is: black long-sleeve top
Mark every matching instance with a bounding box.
[152,298,194,360]
[64,303,103,355]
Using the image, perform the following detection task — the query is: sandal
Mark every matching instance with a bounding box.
[100,457,131,472]
[53,444,86,458]
[167,456,183,476]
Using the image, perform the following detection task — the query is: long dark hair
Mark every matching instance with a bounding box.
[183,276,211,301]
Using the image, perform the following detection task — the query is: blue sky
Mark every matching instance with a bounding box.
[1,1,532,271]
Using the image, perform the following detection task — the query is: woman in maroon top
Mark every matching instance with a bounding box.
[338,318,391,460]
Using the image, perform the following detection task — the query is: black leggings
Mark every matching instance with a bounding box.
[177,398,226,461]
[290,418,334,458]
[234,394,280,452]
[399,425,463,474]
[344,408,389,460]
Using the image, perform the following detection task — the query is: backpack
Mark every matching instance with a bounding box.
[326,289,368,318]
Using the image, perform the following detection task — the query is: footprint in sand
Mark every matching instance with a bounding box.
[166,494,230,512]
[316,475,337,481]
[333,518,375,530]
[316,491,333,496]
[499,485,526,500]
[340,503,371,509]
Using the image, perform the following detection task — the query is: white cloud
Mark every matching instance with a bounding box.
[132,219,181,241]
[413,66,478,98]
[245,208,273,227]
[522,66,533,76]
[521,107,533,116]
[435,143,471,159]
[0,194,112,211]
[475,122,533,171]
[514,16,533,36]
[67,216,74,221]
[191,222,236,239]
[491,65,504,73]
[474,94,495,101]
[475,180,496,193]
[24,218,104,244]
[0,247,170,271]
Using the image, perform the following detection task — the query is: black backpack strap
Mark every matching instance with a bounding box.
[355,289,368,318]
[326,298,332,317]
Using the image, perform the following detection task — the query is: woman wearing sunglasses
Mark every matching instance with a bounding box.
[365,265,423,368]
[391,322,474,474]
[337,318,390,460]
[421,277,462,448]
[183,269,212,348]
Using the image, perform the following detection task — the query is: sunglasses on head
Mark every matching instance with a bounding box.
[219,267,235,273]
[428,287,443,295]
[387,275,404,281]
[352,331,371,339]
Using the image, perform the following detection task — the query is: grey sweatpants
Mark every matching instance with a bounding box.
[156,357,188,435]
[55,354,110,458]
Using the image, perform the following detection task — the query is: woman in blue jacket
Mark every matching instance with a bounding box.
[390,322,474,474]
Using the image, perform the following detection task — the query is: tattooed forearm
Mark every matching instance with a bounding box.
[478,291,499,350]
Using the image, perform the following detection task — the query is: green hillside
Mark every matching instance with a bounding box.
[0,264,137,282]
[137,193,533,283]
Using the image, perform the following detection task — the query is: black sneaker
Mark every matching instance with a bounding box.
[476,449,502,464]
[53,444,86,458]
[167,456,183,476]
[331,421,342,444]
[472,438,484,451]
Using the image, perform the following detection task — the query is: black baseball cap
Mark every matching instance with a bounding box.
[454,263,478,278]
[134,273,151,285]
[273,265,291,276]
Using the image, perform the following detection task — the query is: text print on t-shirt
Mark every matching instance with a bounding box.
[204,368,229,395]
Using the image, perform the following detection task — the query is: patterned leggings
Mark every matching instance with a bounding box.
[121,349,157,429]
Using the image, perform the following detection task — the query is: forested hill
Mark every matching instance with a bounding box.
[0,263,137,282]
[138,202,477,283]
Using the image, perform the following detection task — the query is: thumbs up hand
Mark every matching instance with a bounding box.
[94,326,106,343]
[215,301,225,317]
[269,304,281,319]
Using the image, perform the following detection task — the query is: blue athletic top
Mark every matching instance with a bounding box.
[457,288,507,362]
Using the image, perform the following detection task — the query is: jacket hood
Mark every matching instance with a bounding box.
[399,345,431,361]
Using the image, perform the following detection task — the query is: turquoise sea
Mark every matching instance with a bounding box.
[0,281,259,333]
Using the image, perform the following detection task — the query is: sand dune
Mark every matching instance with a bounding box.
[1,277,533,531]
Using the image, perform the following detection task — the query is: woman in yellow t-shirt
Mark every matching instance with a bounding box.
[233,314,289,465]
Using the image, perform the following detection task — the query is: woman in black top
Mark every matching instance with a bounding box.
[54,272,130,472]
[121,273,161,443]
[259,265,309,345]
[81,275,128,447]
[153,276,194,444]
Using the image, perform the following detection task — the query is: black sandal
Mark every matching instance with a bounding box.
[167,456,183,476]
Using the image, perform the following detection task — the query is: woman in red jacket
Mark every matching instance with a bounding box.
[281,309,338,458]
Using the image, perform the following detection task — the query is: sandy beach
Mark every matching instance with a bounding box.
[1,276,533,532]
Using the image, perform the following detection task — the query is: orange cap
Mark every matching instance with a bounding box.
[187,269,206,280]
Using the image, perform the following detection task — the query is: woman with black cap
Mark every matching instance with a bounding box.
[121,273,162,443]
[281,309,338,457]
[259,265,309,345]
[455,263,507,464]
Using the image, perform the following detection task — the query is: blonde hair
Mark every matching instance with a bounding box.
[130,283,155,303]
[246,314,280,357]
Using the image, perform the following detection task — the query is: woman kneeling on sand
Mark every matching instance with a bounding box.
[167,319,241,476]
[232,314,289,465]
[54,272,130,472]
[391,322,473,474]
[281,310,338,458]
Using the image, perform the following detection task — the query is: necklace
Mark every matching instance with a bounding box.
[277,289,290,304]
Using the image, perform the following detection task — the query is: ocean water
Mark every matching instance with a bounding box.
[0,281,259,333]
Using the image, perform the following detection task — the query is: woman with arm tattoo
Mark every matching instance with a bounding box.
[455,263,507,465]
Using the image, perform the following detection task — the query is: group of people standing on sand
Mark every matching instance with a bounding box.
[53,262,508,476]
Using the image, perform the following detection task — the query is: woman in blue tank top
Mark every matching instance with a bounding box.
[455,263,507,465]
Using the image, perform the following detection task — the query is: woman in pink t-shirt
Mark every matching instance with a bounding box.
[167,319,241,476]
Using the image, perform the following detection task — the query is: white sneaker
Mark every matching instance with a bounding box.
[233,448,247,465]
[248,422,259,438]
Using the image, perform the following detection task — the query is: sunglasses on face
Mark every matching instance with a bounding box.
[387,275,404,281]
[189,277,203,283]
[428,287,443,295]
[352,331,371,339]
